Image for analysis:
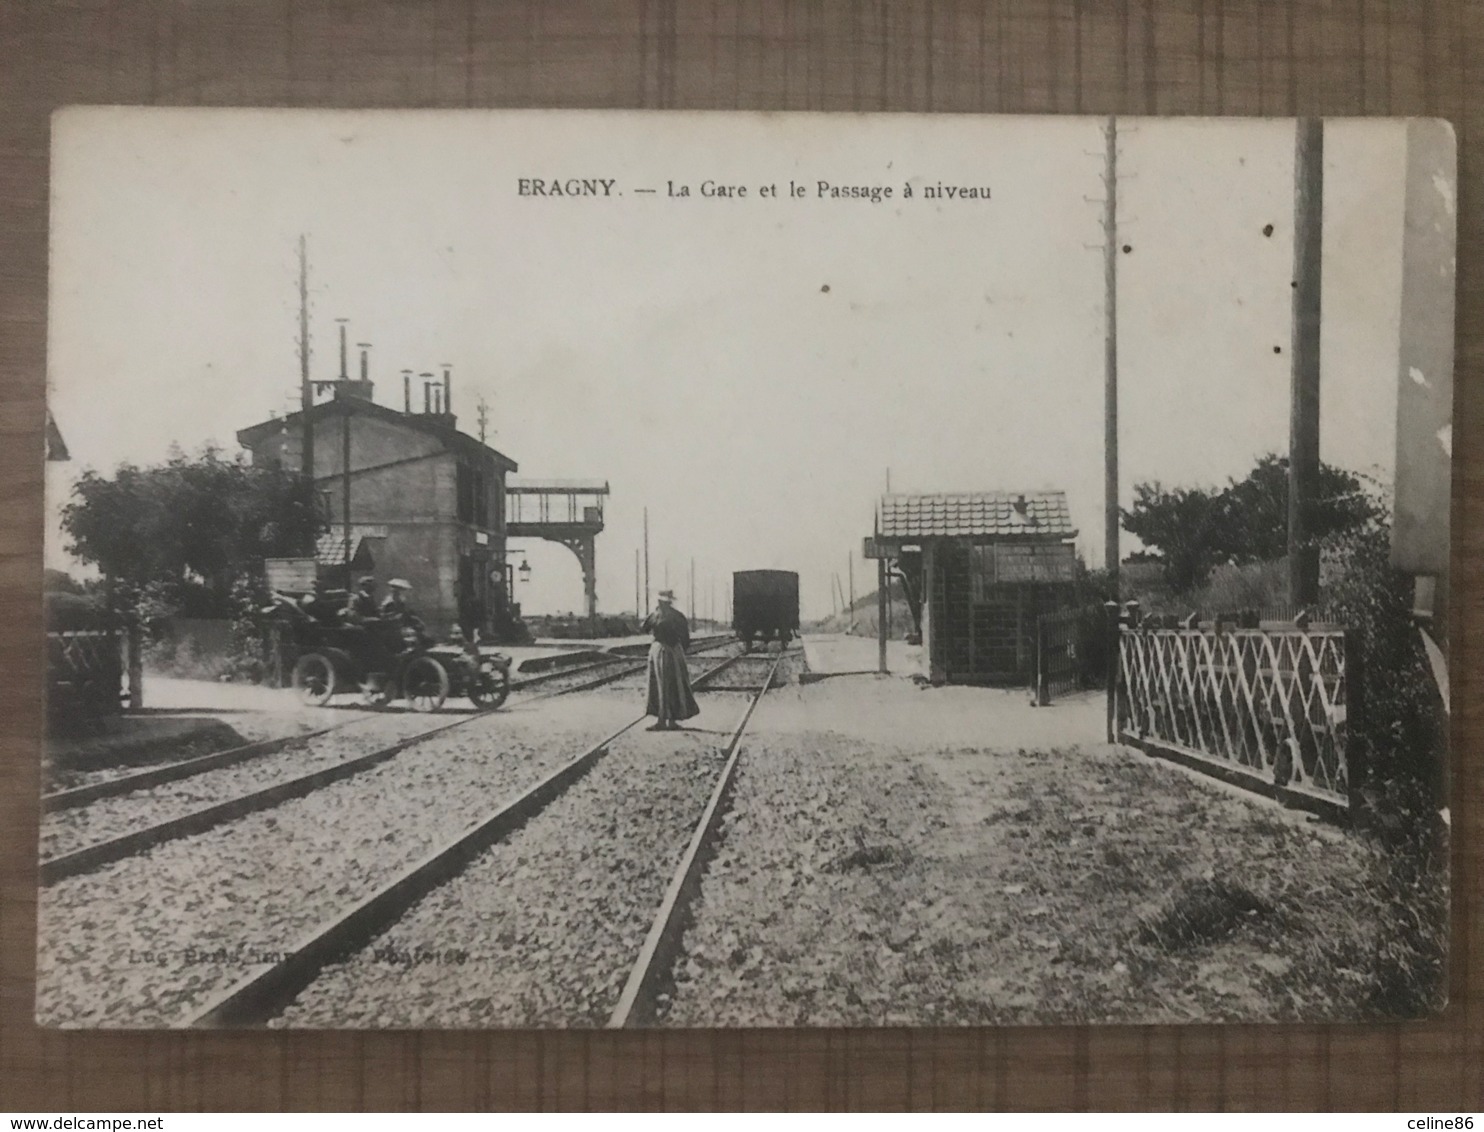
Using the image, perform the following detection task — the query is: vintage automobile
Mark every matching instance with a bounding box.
[268,593,511,712]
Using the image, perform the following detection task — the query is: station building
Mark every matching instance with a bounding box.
[238,367,519,639]
[874,490,1081,686]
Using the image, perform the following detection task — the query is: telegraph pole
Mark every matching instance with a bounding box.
[643,507,650,612]
[298,236,315,555]
[1289,118,1324,608]
[1103,116,1121,593]
[477,397,490,446]
[337,320,351,575]
[635,549,641,618]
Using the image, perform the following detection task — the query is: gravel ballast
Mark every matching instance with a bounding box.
[272,694,750,1028]
[35,696,641,1027]
[39,711,455,860]
[661,678,1376,1027]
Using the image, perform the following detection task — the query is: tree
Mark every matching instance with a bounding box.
[1218,453,1382,565]
[1119,482,1228,593]
[62,445,323,618]
[1120,453,1381,594]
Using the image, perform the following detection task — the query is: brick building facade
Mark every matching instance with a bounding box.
[238,381,518,639]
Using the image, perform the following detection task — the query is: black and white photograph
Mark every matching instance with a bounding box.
[37,108,1453,1029]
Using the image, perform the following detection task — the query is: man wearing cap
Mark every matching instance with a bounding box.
[641,589,699,730]
[380,578,414,621]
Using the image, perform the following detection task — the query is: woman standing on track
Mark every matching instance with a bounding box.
[642,589,699,731]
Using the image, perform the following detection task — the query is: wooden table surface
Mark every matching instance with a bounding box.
[1,1,1479,1111]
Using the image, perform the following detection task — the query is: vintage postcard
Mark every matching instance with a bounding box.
[38,109,1453,1028]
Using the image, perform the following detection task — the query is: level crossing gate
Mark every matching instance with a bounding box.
[1112,606,1356,815]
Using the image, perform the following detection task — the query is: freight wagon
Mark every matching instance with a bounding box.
[732,570,800,649]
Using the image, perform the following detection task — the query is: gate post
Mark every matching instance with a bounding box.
[1344,626,1366,815]
[1035,615,1050,707]
[1103,600,1120,742]
[126,619,144,711]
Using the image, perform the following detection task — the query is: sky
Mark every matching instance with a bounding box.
[45,109,1409,620]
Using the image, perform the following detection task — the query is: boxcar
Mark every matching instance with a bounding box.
[732,570,800,648]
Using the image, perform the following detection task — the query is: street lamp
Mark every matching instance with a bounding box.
[517,557,532,585]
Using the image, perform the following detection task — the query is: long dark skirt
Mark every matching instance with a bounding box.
[645,641,700,722]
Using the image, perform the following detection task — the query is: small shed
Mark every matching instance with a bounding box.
[876,491,1081,686]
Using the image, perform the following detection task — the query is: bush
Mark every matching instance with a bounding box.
[1316,518,1448,1018]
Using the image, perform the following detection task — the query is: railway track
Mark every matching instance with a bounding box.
[187,650,785,1028]
[509,633,738,698]
[42,635,738,816]
[38,637,743,885]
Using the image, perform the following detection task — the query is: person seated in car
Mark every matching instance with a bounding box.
[380,578,428,650]
[342,575,380,624]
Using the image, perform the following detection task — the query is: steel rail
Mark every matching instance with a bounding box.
[39,712,483,886]
[518,637,741,702]
[606,652,784,1028]
[182,643,766,1028]
[41,719,366,813]
[186,715,644,1027]
[44,641,743,883]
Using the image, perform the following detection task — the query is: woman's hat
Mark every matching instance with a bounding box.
[657,589,676,602]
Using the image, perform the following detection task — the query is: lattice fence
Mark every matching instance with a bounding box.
[1116,622,1352,809]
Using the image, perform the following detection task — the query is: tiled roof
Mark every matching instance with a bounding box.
[877,491,1077,539]
[315,526,389,566]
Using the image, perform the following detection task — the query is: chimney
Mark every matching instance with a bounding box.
[402,369,412,413]
[336,319,349,381]
[333,341,374,401]
[442,365,453,416]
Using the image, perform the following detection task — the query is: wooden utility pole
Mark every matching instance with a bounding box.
[1289,118,1324,608]
[477,397,490,445]
[877,558,888,673]
[634,549,640,618]
[1103,116,1121,593]
[643,507,650,612]
[298,236,315,554]
[336,320,351,575]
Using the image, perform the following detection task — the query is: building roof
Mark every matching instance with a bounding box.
[45,410,70,461]
[877,491,1077,540]
[507,477,610,494]
[315,526,388,566]
[237,396,518,472]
